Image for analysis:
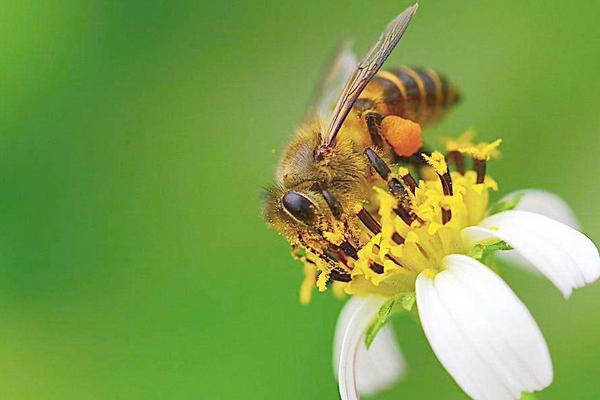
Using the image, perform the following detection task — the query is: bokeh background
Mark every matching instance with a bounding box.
[1,0,599,398]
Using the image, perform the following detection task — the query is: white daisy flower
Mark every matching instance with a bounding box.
[298,136,600,399]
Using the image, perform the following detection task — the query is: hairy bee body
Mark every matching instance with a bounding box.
[263,6,461,277]
[264,66,460,253]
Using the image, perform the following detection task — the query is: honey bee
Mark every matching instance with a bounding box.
[263,4,460,281]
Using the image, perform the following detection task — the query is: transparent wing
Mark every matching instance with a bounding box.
[304,41,358,122]
[322,3,418,148]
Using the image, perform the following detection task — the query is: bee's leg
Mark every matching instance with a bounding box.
[298,236,344,268]
[296,236,353,283]
[364,147,406,198]
[316,246,353,282]
[364,147,417,226]
[364,112,384,148]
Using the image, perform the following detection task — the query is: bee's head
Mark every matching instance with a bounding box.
[262,184,324,246]
[281,191,318,225]
[263,122,369,247]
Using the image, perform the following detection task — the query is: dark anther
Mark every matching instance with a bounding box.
[373,245,403,268]
[392,232,405,244]
[401,172,417,194]
[474,158,486,184]
[442,208,452,225]
[394,205,414,226]
[365,112,384,148]
[439,171,453,196]
[357,207,382,235]
[448,151,465,174]
[282,191,316,225]
[330,269,352,282]
[365,148,391,180]
[339,241,358,260]
[321,188,343,219]
[370,262,384,274]
[385,254,403,267]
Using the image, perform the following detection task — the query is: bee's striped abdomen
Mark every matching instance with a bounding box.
[357,66,460,126]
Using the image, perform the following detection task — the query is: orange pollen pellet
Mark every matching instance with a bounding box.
[381,116,423,157]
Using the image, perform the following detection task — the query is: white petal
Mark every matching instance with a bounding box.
[463,210,600,297]
[416,255,553,400]
[500,189,580,229]
[497,190,580,270]
[335,295,405,399]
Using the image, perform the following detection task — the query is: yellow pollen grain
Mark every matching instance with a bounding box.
[316,271,329,292]
[398,166,410,177]
[422,151,448,174]
[323,231,344,245]
[459,138,502,160]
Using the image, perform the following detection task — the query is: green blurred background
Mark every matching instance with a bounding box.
[0,1,599,398]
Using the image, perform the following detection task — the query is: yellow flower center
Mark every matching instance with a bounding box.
[297,136,501,302]
[346,169,497,297]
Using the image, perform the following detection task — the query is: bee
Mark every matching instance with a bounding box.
[263,4,460,281]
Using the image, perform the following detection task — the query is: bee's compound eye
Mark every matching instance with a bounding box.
[282,192,316,225]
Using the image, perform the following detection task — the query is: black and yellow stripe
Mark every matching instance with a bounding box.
[355,66,460,126]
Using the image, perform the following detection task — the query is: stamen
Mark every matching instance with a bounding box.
[439,171,453,196]
[357,207,404,244]
[423,151,454,224]
[370,262,384,274]
[416,243,429,259]
[458,138,501,184]
[385,254,403,267]
[423,151,453,195]
[398,167,417,194]
[442,207,452,225]
[422,151,448,176]
[357,207,381,235]
[393,204,414,226]
[474,158,487,184]
[374,244,404,268]
[392,232,405,244]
